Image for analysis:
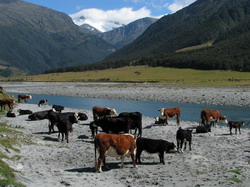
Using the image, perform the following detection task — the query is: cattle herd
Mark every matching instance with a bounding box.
[0,94,248,172]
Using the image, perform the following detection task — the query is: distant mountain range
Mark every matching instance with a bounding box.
[0,0,157,76]
[99,17,157,49]
[98,0,250,72]
[0,0,114,76]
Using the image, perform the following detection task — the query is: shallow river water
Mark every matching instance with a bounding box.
[10,92,250,127]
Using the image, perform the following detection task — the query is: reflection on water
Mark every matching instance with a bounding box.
[10,92,250,127]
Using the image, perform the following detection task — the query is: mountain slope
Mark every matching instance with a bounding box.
[99,0,250,71]
[100,17,157,49]
[0,0,114,76]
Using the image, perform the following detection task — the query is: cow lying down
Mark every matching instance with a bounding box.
[136,137,177,165]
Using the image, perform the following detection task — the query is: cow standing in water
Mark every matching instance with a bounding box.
[18,94,32,103]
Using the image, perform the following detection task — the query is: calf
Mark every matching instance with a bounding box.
[118,112,142,137]
[0,99,14,111]
[228,121,245,135]
[92,106,117,121]
[94,133,136,172]
[48,112,87,133]
[154,116,168,125]
[196,125,211,133]
[159,107,181,125]
[56,113,79,143]
[38,99,48,107]
[18,109,33,115]
[6,111,16,118]
[89,117,132,138]
[176,127,192,153]
[136,137,176,165]
[52,105,64,113]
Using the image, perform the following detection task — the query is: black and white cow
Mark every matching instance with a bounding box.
[176,127,192,153]
[136,137,176,164]
[38,99,48,107]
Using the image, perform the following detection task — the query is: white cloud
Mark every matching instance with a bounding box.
[70,7,152,32]
[168,0,196,13]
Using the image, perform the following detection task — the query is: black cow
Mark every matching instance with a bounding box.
[228,121,245,135]
[48,112,88,133]
[18,109,33,115]
[136,137,176,165]
[118,112,142,137]
[52,105,65,113]
[196,125,211,133]
[38,99,48,107]
[78,112,88,121]
[176,127,192,153]
[47,111,79,143]
[6,111,16,118]
[28,109,54,121]
[89,117,133,138]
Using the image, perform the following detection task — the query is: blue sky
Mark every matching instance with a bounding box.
[22,0,196,32]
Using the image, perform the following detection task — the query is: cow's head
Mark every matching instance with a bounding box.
[107,107,117,117]
[158,108,165,116]
[219,116,228,123]
[168,142,177,153]
[28,95,32,99]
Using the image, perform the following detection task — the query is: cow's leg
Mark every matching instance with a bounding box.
[97,156,104,173]
[176,115,180,125]
[189,140,192,151]
[184,140,187,150]
[235,127,237,134]
[65,131,69,143]
[230,126,232,135]
[239,127,241,134]
[159,152,165,164]
[136,149,143,164]
[130,150,136,168]
[121,156,125,168]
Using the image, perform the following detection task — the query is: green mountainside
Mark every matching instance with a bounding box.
[0,0,115,76]
[52,0,250,73]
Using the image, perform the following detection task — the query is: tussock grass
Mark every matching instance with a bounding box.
[1,66,250,87]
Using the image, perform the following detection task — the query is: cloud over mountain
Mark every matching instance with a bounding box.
[70,7,153,32]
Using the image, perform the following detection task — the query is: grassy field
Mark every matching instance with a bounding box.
[1,66,250,87]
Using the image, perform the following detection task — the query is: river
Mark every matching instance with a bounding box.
[10,92,250,128]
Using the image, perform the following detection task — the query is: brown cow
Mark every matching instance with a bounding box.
[92,106,117,121]
[228,121,245,135]
[94,134,137,173]
[159,107,181,125]
[0,99,14,111]
[200,109,227,127]
[18,94,32,103]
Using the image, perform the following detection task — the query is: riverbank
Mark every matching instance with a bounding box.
[1,82,250,106]
[0,103,250,187]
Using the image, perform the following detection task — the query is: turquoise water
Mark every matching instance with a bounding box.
[10,92,250,127]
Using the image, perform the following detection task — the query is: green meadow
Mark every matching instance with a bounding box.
[1,66,250,87]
